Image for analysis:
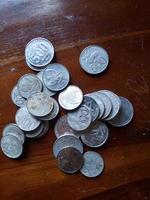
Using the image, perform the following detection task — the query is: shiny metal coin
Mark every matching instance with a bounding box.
[1,135,23,159]
[37,70,56,96]
[79,45,109,74]
[11,85,26,107]
[25,37,54,67]
[54,115,81,138]
[27,92,53,117]
[67,105,92,131]
[109,96,134,127]
[26,59,45,72]
[53,135,83,158]
[15,106,41,131]
[36,121,49,138]
[25,122,44,138]
[57,147,83,173]
[81,121,109,147]
[43,63,70,91]
[18,74,43,99]
[58,85,83,110]
[80,151,104,178]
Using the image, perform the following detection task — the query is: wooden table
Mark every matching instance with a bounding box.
[0,1,150,199]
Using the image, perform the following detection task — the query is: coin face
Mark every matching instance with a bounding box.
[18,74,43,99]
[36,121,49,138]
[67,105,92,131]
[53,135,83,158]
[26,59,44,71]
[79,45,109,74]
[1,135,23,159]
[27,92,53,117]
[25,122,44,138]
[57,147,83,173]
[81,121,109,147]
[15,106,41,131]
[109,96,134,127]
[43,63,70,91]
[58,85,83,110]
[11,85,26,107]
[80,151,104,177]
[25,37,54,67]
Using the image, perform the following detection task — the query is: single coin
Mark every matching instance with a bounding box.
[26,59,45,71]
[53,135,83,158]
[54,115,81,138]
[43,63,70,91]
[79,45,109,74]
[25,122,44,138]
[37,70,56,96]
[81,121,109,148]
[100,90,121,120]
[11,85,26,107]
[80,151,104,178]
[27,92,53,117]
[18,74,43,99]
[36,121,49,138]
[57,147,83,173]
[109,96,134,127]
[1,135,23,159]
[58,85,83,110]
[25,37,54,67]
[15,106,41,131]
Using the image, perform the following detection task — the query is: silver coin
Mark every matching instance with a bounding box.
[25,37,54,67]
[37,70,56,96]
[54,115,81,138]
[53,135,83,158]
[25,122,44,138]
[39,98,59,121]
[81,121,109,148]
[58,85,83,110]
[3,123,25,144]
[36,121,49,138]
[27,92,54,117]
[43,63,70,91]
[79,45,109,74]
[15,106,41,131]
[100,90,121,120]
[67,105,92,131]
[26,59,45,72]
[80,151,104,178]
[109,96,134,127]
[1,135,23,159]
[18,74,43,99]
[11,85,26,107]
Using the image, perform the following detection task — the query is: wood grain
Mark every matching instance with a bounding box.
[0,0,150,199]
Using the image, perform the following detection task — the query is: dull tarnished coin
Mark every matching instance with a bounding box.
[58,85,83,110]
[109,96,134,127]
[11,85,26,107]
[1,135,23,159]
[79,45,109,75]
[67,105,92,131]
[27,92,53,117]
[43,63,70,91]
[15,106,41,131]
[25,122,44,138]
[18,74,42,99]
[81,121,109,148]
[36,121,49,138]
[53,135,83,158]
[80,151,104,177]
[57,147,83,173]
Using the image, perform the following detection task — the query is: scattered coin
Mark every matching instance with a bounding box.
[11,85,26,107]
[25,122,44,138]
[26,60,44,71]
[36,121,49,138]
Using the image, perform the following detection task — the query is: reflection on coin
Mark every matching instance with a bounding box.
[58,85,83,110]
[81,121,109,148]
[109,96,134,127]
[25,122,44,138]
[67,105,92,131]
[18,74,43,99]
[1,135,23,159]
[53,135,83,158]
[15,106,41,131]
[11,85,26,107]
[57,147,83,173]
[36,121,49,138]
[25,37,54,67]
[43,63,70,91]
[80,151,104,177]
[79,45,109,74]
[27,92,53,117]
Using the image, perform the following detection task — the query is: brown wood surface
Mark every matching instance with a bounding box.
[0,0,150,199]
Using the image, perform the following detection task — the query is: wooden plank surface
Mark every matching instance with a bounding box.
[0,0,150,199]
